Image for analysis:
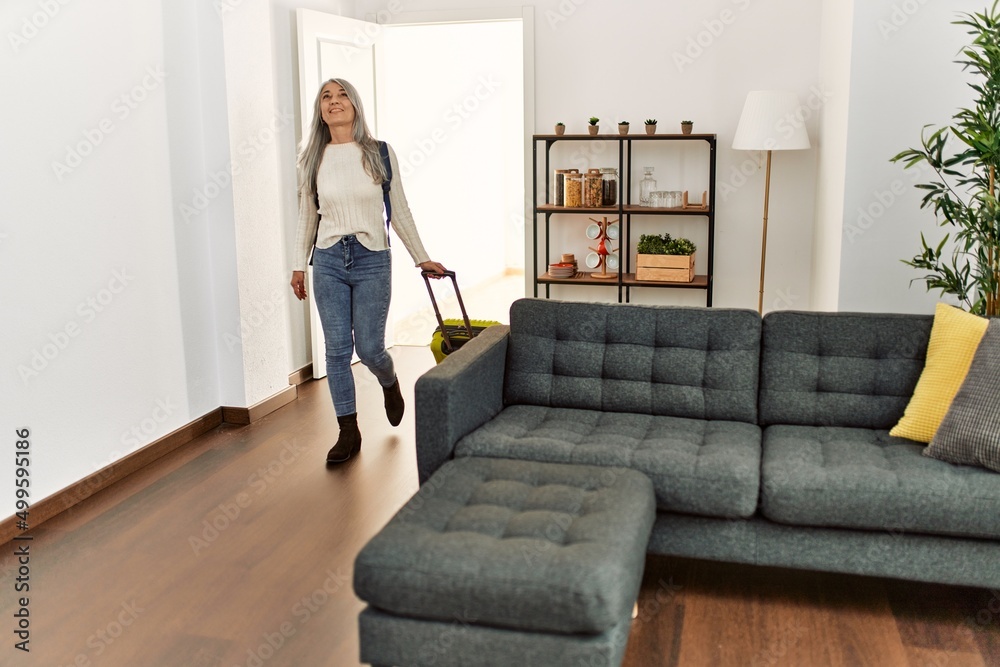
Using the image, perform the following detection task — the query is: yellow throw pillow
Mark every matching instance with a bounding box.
[890,303,989,443]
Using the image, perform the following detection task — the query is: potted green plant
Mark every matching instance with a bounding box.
[891,4,1000,316]
[645,118,657,135]
[681,120,693,135]
[588,116,600,136]
[554,122,565,136]
[635,233,697,282]
[618,120,630,135]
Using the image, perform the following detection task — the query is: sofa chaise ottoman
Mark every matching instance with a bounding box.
[353,456,656,667]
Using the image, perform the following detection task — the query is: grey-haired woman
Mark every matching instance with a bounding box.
[291,78,446,464]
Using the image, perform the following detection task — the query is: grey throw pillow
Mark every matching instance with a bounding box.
[925,319,1000,473]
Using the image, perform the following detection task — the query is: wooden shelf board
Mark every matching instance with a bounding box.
[621,205,711,215]
[623,274,710,288]
[537,205,619,214]
[537,271,621,285]
[535,133,716,140]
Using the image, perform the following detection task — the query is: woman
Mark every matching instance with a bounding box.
[291,78,446,465]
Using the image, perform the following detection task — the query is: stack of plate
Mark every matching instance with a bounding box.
[548,262,576,278]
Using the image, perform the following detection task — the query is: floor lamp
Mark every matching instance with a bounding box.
[732,91,811,314]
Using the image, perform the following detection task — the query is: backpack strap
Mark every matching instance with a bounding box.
[378,140,393,245]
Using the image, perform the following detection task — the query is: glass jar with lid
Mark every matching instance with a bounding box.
[563,172,583,207]
[552,168,579,206]
[639,167,657,206]
[599,167,618,206]
[583,168,603,207]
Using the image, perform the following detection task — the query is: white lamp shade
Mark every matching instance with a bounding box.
[732,90,811,151]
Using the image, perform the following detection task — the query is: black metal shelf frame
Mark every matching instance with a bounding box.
[531,134,717,306]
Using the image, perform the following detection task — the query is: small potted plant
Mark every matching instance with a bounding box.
[587,117,600,136]
[644,118,657,135]
[554,122,565,136]
[618,120,630,135]
[635,233,697,282]
[681,120,693,135]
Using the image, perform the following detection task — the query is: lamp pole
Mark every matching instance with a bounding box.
[758,149,772,315]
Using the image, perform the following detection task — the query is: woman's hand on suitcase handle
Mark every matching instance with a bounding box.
[419,261,448,279]
[290,271,308,300]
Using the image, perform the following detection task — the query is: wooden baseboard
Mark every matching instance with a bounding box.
[221,384,297,425]
[288,365,313,386]
[0,409,223,545]
[0,383,303,544]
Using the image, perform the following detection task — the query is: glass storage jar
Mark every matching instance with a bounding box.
[563,172,583,207]
[639,166,657,206]
[600,167,618,206]
[583,168,603,207]
[552,168,579,206]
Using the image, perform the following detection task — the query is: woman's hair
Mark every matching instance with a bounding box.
[297,78,387,201]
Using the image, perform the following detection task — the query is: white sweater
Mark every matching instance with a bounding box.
[293,142,431,271]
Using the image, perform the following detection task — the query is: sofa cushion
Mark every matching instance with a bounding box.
[760,425,1000,539]
[353,457,655,635]
[760,311,932,428]
[925,319,1000,473]
[505,299,761,423]
[891,303,989,443]
[455,405,762,518]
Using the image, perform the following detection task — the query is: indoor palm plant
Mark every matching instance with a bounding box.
[891,2,1000,316]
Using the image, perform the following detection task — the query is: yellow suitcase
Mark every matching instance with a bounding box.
[422,271,499,364]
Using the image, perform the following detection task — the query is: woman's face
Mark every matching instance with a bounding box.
[320,82,355,132]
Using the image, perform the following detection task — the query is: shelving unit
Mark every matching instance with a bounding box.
[532,133,717,305]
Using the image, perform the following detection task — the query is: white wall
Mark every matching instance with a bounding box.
[356,0,823,312]
[0,0,309,513]
[810,0,855,312]
[0,0,241,504]
[837,0,980,313]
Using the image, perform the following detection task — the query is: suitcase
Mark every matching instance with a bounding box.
[422,271,499,364]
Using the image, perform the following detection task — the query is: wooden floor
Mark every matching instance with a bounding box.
[2,346,998,667]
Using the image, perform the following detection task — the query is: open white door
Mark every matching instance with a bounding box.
[296,9,384,379]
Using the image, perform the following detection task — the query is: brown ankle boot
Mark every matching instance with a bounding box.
[383,377,404,427]
[327,413,361,464]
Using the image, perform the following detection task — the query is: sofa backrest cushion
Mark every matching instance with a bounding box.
[759,311,932,428]
[505,299,761,423]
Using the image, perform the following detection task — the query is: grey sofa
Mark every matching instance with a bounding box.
[414,298,1000,590]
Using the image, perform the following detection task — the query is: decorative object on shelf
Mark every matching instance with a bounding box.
[733,90,811,313]
[548,261,576,278]
[552,168,579,206]
[890,5,1000,317]
[554,122,565,136]
[600,167,618,206]
[587,216,619,279]
[564,171,583,207]
[681,120,693,135]
[639,166,657,206]
[645,119,657,135]
[583,168,604,207]
[681,190,709,211]
[618,121,630,135]
[588,116,600,136]
[650,191,683,208]
[636,233,697,282]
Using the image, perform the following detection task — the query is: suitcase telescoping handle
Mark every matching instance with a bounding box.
[421,270,474,354]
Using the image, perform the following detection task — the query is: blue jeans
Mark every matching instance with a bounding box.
[312,235,395,417]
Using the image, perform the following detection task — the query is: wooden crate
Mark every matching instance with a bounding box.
[635,253,696,282]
